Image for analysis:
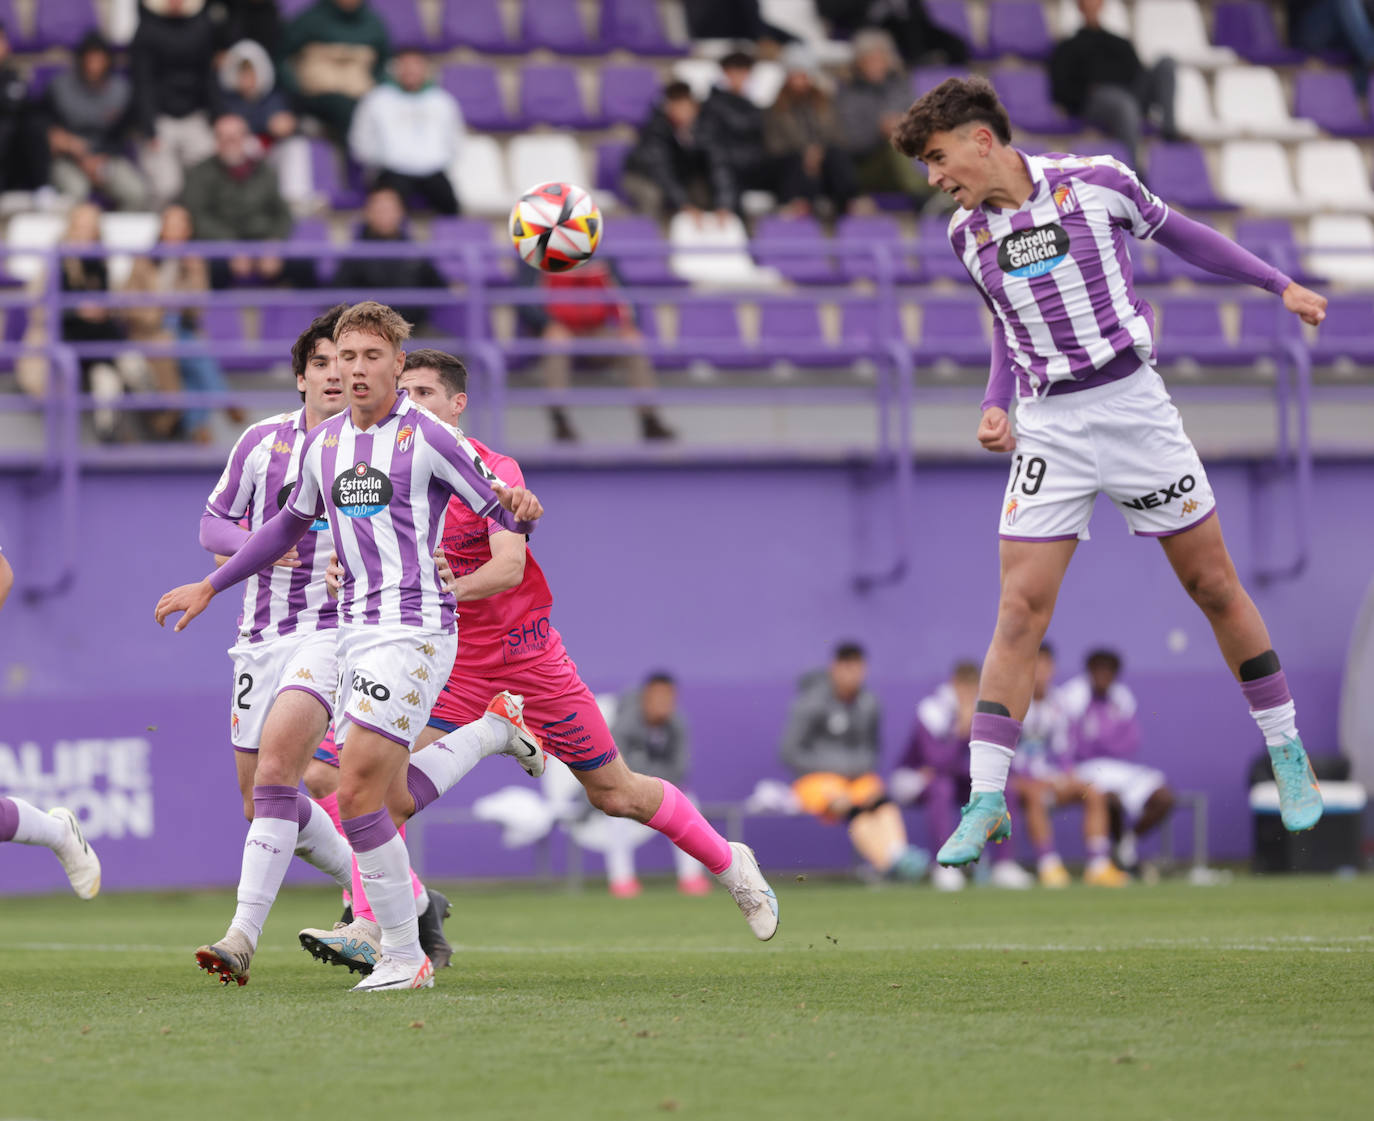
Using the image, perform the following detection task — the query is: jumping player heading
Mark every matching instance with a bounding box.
[887,77,1326,865]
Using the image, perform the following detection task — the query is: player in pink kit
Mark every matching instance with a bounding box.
[300,348,778,971]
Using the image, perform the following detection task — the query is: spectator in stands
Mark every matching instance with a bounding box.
[623,81,731,221]
[780,642,929,882]
[45,32,149,211]
[602,672,712,897]
[331,186,445,329]
[834,29,930,207]
[819,0,970,65]
[697,51,784,215]
[217,0,284,58]
[764,46,860,218]
[1048,0,1184,170]
[124,203,238,443]
[1063,649,1175,874]
[132,0,223,205]
[278,0,390,140]
[348,48,462,215]
[683,0,795,45]
[517,255,674,443]
[219,39,296,146]
[0,20,51,193]
[181,114,311,289]
[1288,0,1374,93]
[892,661,1032,890]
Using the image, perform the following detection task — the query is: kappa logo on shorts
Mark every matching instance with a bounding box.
[392,716,411,733]
[410,666,430,681]
[418,642,436,656]
[357,698,373,714]
[997,223,1070,278]
[295,668,315,681]
[332,462,393,519]
[1122,474,1197,511]
[402,690,422,706]
[1181,499,1200,517]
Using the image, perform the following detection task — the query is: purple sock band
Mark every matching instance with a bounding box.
[252,784,300,822]
[407,767,440,814]
[1241,669,1291,712]
[970,713,1022,752]
[0,796,18,842]
[295,791,315,830]
[342,807,397,854]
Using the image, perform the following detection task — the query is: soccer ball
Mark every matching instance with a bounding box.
[508,182,603,273]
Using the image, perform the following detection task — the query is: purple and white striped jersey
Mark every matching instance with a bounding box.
[285,391,524,633]
[205,409,336,644]
[950,151,1169,401]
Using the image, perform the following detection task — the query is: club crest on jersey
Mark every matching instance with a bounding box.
[396,424,414,453]
[998,223,1070,279]
[276,483,329,531]
[1052,184,1076,213]
[332,462,393,518]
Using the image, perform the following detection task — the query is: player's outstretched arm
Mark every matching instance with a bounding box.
[422,415,544,531]
[1281,281,1327,327]
[199,512,300,569]
[492,482,543,524]
[977,327,1017,453]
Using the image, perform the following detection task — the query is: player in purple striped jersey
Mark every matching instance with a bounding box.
[889,78,1327,865]
[157,302,546,991]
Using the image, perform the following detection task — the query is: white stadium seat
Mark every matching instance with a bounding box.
[672,58,722,102]
[1134,0,1237,68]
[759,0,854,64]
[452,134,513,217]
[1214,67,1319,140]
[1306,214,1374,285]
[1174,66,1238,141]
[1294,140,1374,214]
[1218,141,1307,214]
[667,210,780,286]
[1056,0,1131,37]
[507,135,589,201]
[4,211,65,284]
[99,211,161,288]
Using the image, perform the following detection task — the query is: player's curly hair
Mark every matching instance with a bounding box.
[890,75,1012,159]
[404,348,468,395]
[290,303,348,398]
[333,300,413,349]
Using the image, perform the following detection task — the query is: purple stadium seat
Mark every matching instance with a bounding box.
[602,214,683,287]
[917,215,969,282]
[438,0,523,52]
[378,0,429,50]
[519,66,599,129]
[441,65,518,131]
[277,0,314,16]
[986,2,1053,61]
[1146,142,1236,210]
[1294,72,1374,137]
[835,215,923,283]
[26,63,66,99]
[521,0,601,55]
[261,303,329,348]
[430,216,512,286]
[839,298,907,359]
[927,1,985,58]
[914,297,990,364]
[675,300,762,368]
[202,307,258,372]
[1211,3,1304,65]
[600,65,662,127]
[1238,297,1300,350]
[0,2,29,50]
[32,0,98,49]
[990,69,1081,134]
[601,0,685,55]
[594,140,632,200]
[912,66,964,99]
[752,216,839,285]
[1125,237,1163,286]
[1156,298,1255,364]
[1235,218,1319,284]
[1309,296,1374,362]
[757,299,831,366]
[309,140,364,209]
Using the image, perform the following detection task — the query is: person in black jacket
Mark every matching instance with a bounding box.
[132,0,223,205]
[819,0,969,65]
[331,186,445,328]
[1048,0,1182,169]
[0,21,50,192]
[622,81,732,221]
[696,51,784,214]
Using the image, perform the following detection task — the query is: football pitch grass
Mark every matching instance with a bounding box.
[2,876,1371,1121]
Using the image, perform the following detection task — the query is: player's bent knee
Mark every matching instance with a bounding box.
[1181,568,1239,616]
[587,784,642,821]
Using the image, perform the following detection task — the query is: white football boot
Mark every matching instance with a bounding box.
[485,691,546,778]
[716,842,779,941]
[351,954,434,992]
[49,807,101,900]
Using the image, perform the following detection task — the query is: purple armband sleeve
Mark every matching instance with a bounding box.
[1153,211,1291,295]
[981,327,1015,412]
[207,507,313,594]
[199,512,248,557]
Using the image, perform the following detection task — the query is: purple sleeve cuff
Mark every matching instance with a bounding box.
[199,512,248,557]
[1154,210,1292,295]
[207,507,313,594]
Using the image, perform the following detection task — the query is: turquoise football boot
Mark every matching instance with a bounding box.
[936,791,1012,866]
[1268,736,1323,832]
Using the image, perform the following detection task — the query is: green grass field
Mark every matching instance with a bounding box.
[1,876,1371,1121]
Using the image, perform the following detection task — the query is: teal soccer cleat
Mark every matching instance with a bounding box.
[1268,737,1323,832]
[936,792,1012,866]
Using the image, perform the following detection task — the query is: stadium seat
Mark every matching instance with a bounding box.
[1055,0,1131,37]
[759,0,855,64]
[452,134,513,216]
[667,210,776,285]
[1145,143,1235,210]
[1237,297,1301,351]
[1173,66,1236,141]
[1218,141,1306,213]
[518,65,599,129]
[751,216,840,285]
[594,140,632,202]
[838,297,908,360]
[1214,67,1320,140]
[202,305,258,372]
[599,65,662,127]
[507,135,590,199]
[757,299,832,366]
[601,0,686,55]
[986,2,1053,61]
[672,58,722,101]
[600,214,683,287]
[99,210,160,288]
[835,215,923,284]
[912,66,964,99]
[1295,140,1374,213]
[1308,295,1374,363]
[672,299,762,368]
[438,0,523,52]
[746,59,786,108]
[1294,72,1374,138]
[990,68,1081,133]
[277,0,314,16]
[430,216,511,286]
[926,1,985,58]
[1155,298,1259,364]
[379,0,429,50]
[308,140,364,209]
[521,0,602,55]
[3,212,65,284]
[441,65,519,132]
[913,297,990,365]
[0,1,31,51]
[1234,217,1320,284]
[32,0,99,49]
[917,215,970,282]
[261,303,329,349]
[1306,214,1374,285]
[1210,2,1305,65]
[1133,0,1237,68]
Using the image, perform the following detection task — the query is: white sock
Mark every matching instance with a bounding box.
[229,817,299,947]
[1252,700,1298,748]
[409,715,506,801]
[355,832,423,961]
[294,798,353,889]
[1116,831,1139,867]
[8,799,67,848]
[969,742,1015,794]
[1038,852,1064,873]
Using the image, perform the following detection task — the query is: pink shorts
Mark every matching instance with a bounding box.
[428,652,618,772]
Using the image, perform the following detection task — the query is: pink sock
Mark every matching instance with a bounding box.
[646,780,732,875]
[349,822,424,920]
[318,792,352,907]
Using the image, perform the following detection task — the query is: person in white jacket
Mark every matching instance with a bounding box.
[348,48,463,214]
